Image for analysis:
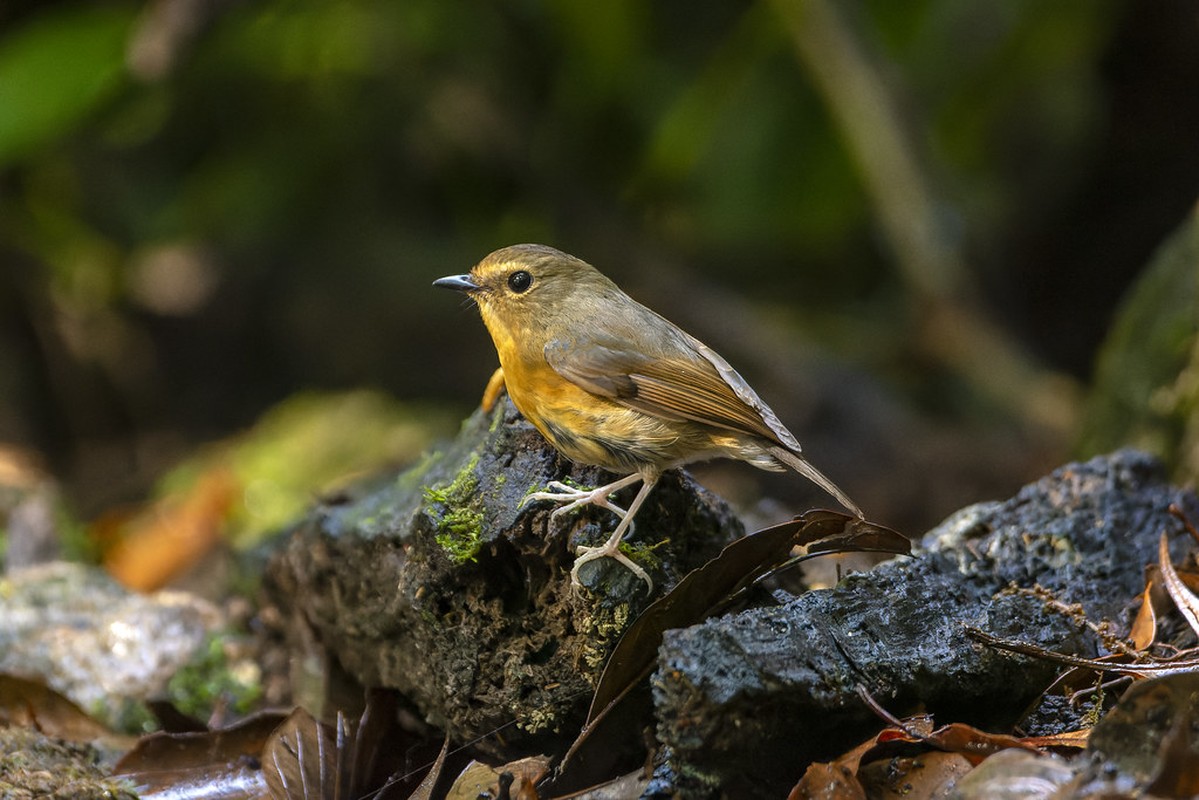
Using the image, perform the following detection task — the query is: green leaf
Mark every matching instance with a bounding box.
[0,5,135,166]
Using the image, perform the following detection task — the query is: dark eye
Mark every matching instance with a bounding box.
[507,270,532,293]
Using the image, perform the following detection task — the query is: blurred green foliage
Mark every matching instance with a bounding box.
[0,0,1195,519]
[1080,209,1199,482]
[0,0,1124,299]
[0,6,135,165]
[158,389,452,549]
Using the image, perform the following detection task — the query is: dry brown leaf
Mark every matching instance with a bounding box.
[102,467,237,591]
[858,751,973,799]
[860,722,1039,768]
[113,711,286,798]
[407,737,451,800]
[1019,728,1091,749]
[788,735,874,800]
[261,708,339,800]
[1158,532,1199,638]
[1130,578,1158,651]
[445,755,548,800]
[0,674,133,750]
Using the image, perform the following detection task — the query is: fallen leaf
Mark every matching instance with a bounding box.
[1158,532,1199,638]
[788,736,873,800]
[1019,729,1091,749]
[0,673,130,749]
[1129,578,1157,651]
[102,467,238,591]
[113,710,285,797]
[262,708,341,799]
[444,755,548,800]
[407,736,451,800]
[861,722,1039,767]
[857,750,973,799]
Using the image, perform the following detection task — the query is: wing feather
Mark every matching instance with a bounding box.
[544,336,785,446]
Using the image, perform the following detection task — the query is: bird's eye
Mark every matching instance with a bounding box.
[507,270,533,293]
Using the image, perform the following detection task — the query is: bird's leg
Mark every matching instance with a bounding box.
[570,474,659,593]
[480,366,506,412]
[522,472,643,523]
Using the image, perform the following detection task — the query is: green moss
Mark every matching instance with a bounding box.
[618,538,665,571]
[92,697,156,735]
[422,452,479,506]
[167,633,262,719]
[54,505,93,563]
[434,508,484,563]
[423,452,486,564]
[1080,686,1106,728]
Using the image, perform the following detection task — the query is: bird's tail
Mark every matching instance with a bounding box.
[769,446,864,519]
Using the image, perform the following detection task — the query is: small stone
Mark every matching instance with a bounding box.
[0,561,235,731]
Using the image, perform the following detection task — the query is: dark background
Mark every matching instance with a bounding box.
[1,0,1197,531]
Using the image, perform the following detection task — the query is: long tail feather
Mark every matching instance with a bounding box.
[769,446,864,519]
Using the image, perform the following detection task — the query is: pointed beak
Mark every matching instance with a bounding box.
[433,274,480,292]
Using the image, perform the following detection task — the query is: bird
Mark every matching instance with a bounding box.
[434,244,863,592]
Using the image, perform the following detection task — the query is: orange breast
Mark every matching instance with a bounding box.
[499,350,688,472]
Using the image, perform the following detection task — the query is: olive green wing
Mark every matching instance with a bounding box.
[543,333,790,447]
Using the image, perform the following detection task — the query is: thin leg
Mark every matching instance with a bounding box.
[570,475,659,593]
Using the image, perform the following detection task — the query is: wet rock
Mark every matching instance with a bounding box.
[264,397,741,756]
[946,749,1076,800]
[0,562,248,731]
[652,450,1196,797]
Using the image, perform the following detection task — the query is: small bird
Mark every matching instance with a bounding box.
[434,244,863,592]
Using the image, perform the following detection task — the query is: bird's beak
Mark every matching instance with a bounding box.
[433,274,480,292]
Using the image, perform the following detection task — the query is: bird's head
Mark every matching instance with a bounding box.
[434,244,617,352]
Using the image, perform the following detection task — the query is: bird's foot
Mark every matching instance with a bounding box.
[525,472,656,594]
[570,539,653,594]
[522,480,631,525]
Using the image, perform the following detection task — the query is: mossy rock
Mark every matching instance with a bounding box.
[264,396,741,756]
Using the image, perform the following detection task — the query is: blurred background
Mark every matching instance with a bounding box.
[2,0,1198,556]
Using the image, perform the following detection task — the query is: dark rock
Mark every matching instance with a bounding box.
[652,449,1197,797]
[264,397,741,756]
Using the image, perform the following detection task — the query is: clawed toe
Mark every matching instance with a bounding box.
[570,544,654,594]
[522,480,630,523]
